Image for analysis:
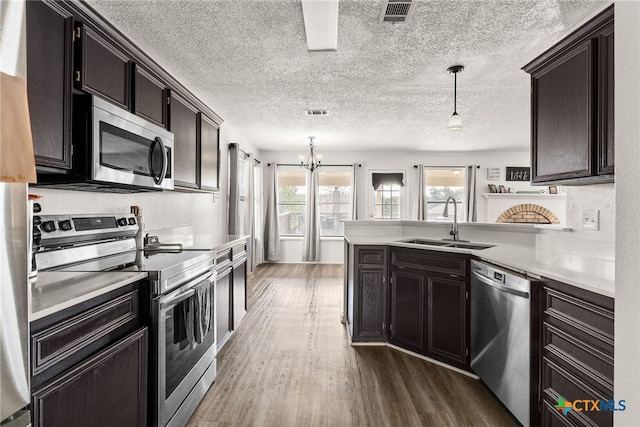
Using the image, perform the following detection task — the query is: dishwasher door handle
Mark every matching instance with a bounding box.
[472,273,530,298]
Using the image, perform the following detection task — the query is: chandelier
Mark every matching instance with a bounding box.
[298,136,323,172]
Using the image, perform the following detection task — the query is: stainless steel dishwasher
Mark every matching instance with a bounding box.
[470,260,531,427]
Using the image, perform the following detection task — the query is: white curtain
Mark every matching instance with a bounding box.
[263,164,280,261]
[415,164,425,220]
[228,144,240,235]
[350,163,358,220]
[302,170,321,262]
[465,164,478,222]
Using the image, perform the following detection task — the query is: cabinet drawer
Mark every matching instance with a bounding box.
[542,282,614,341]
[543,321,613,383]
[542,357,612,427]
[391,249,467,276]
[216,248,232,270]
[31,290,139,384]
[356,246,386,265]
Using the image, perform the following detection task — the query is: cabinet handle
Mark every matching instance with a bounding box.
[75,71,81,82]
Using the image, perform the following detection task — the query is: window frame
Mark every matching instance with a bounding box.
[423,166,467,222]
[276,166,307,237]
[368,169,407,220]
[316,166,353,237]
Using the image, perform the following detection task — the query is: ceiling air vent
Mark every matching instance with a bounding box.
[380,0,414,23]
[305,109,329,116]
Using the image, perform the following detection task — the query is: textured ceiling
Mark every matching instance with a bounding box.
[85,0,610,153]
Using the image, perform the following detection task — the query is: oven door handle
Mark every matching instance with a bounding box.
[160,271,215,309]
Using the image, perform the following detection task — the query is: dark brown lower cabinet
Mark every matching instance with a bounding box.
[32,328,147,427]
[426,275,467,369]
[232,255,247,329]
[389,268,425,353]
[352,246,388,343]
[216,266,232,350]
[539,278,614,427]
[388,248,470,370]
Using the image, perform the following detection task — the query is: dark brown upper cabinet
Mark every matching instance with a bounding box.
[199,113,220,191]
[75,23,131,110]
[133,64,167,128]
[523,5,613,185]
[26,0,74,170]
[169,90,199,189]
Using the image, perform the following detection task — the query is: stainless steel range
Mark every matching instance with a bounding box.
[35,214,217,427]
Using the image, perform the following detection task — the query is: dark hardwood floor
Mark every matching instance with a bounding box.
[187,263,517,427]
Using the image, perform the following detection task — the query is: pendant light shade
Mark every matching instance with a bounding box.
[447,65,464,131]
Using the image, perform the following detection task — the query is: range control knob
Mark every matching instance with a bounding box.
[33,215,42,226]
[58,220,73,231]
[41,220,57,233]
[117,217,128,227]
[128,217,137,225]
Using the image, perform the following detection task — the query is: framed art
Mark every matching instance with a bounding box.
[549,185,558,194]
[499,185,507,193]
[488,184,498,193]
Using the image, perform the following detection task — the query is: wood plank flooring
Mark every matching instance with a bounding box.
[186,263,517,427]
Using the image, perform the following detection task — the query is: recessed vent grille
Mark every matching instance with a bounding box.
[380,0,413,23]
[305,109,329,116]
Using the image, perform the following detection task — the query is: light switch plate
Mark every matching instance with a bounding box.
[582,209,600,231]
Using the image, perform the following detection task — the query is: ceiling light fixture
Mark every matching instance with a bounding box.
[301,0,339,51]
[298,136,323,172]
[447,65,464,131]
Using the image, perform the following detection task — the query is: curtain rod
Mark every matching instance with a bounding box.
[413,165,481,168]
[268,163,362,167]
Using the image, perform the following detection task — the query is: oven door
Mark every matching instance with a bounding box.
[154,269,216,427]
[92,96,174,190]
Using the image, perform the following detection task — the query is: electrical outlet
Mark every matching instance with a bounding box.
[582,209,600,231]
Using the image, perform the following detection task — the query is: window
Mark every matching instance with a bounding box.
[424,167,465,221]
[371,171,404,219]
[277,167,354,237]
[277,169,306,236]
[318,169,352,236]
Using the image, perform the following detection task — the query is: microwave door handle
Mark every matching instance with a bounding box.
[157,136,168,184]
[148,137,168,185]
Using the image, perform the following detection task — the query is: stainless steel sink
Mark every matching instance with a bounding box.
[396,238,495,250]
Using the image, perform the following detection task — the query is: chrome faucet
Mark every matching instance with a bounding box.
[442,196,460,241]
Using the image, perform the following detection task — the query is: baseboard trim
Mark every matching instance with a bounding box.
[387,343,479,379]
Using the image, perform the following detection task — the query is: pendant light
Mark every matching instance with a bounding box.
[298,136,323,172]
[447,65,464,131]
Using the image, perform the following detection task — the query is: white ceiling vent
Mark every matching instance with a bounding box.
[380,0,414,23]
[305,109,329,116]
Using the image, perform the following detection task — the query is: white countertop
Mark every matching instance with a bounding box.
[31,271,148,321]
[345,235,614,298]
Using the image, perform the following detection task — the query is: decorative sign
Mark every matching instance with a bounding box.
[506,167,530,181]
[487,168,500,181]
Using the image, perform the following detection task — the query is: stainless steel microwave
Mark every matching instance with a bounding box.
[91,96,174,190]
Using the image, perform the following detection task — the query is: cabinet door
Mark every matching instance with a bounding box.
[426,275,468,368]
[170,91,199,188]
[216,268,232,350]
[598,24,614,176]
[389,269,425,353]
[531,39,593,183]
[134,65,167,128]
[32,328,147,427]
[354,266,387,342]
[199,114,220,191]
[26,0,74,170]
[78,25,130,110]
[232,258,247,329]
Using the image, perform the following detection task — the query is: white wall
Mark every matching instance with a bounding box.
[615,1,640,424]
[260,148,543,262]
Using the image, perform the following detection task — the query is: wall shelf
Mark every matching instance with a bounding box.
[482,193,566,199]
